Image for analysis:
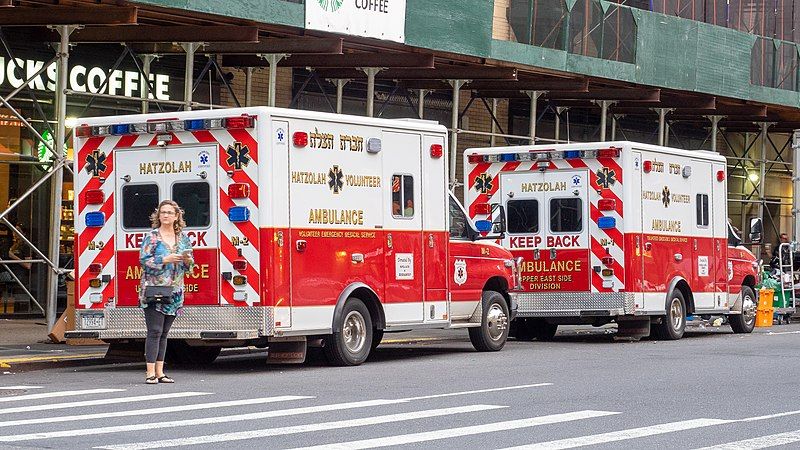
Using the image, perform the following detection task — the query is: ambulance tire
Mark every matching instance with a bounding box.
[653,290,687,340]
[371,329,384,351]
[469,290,510,352]
[729,285,756,334]
[324,298,373,366]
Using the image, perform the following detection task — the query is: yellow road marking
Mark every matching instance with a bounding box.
[381,337,448,344]
[0,353,106,368]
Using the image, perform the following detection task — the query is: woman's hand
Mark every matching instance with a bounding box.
[162,254,182,264]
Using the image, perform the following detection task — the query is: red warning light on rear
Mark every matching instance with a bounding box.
[474,203,492,215]
[430,144,443,159]
[228,183,250,199]
[716,170,725,182]
[643,160,652,173]
[293,132,309,148]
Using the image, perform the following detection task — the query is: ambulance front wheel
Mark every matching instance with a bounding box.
[653,289,687,340]
[469,290,510,352]
[324,297,373,366]
[729,285,756,334]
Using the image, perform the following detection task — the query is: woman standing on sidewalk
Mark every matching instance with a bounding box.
[139,200,194,384]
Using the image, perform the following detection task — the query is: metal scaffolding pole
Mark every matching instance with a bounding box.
[707,115,723,151]
[181,42,198,111]
[333,79,349,114]
[611,114,619,141]
[524,90,543,144]
[46,25,75,331]
[597,100,614,141]
[418,89,428,120]
[448,79,466,188]
[758,123,772,240]
[490,98,498,146]
[793,129,800,242]
[656,108,670,146]
[244,67,254,107]
[261,54,286,107]
[140,54,154,113]
[362,68,383,117]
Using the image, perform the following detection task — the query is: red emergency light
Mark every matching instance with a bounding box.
[467,154,483,164]
[597,199,616,211]
[293,131,309,148]
[643,160,652,173]
[430,144,443,159]
[75,125,92,137]
[716,170,725,182]
[596,147,620,158]
[228,183,250,199]
[88,263,102,274]
[601,256,614,267]
[224,115,254,129]
[83,189,105,205]
[233,259,248,271]
[474,203,492,215]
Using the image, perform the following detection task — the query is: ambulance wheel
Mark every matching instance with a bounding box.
[469,290,510,352]
[653,290,686,340]
[371,329,384,351]
[729,285,756,334]
[324,298,373,366]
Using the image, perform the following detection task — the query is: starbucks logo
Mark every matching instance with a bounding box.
[317,0,343,12]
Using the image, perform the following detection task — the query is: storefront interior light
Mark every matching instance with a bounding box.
[748,172,759,183]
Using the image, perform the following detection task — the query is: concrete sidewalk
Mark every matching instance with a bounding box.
[0,318,107,370]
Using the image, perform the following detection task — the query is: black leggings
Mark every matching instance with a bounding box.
[144,306,176,364]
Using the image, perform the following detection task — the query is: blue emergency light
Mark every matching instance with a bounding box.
[110,124,130,135]
[597,217,616,229]
[564,150,581,159]
[85,212,106,227]
[500,153,516,162]
[228,206,250,223]
[184,119,206,131]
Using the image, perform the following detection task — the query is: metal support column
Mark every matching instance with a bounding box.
[611,114,619,141]
[597,100,614,141]
[47,25,76,331]
[758,122,772,239]
[333,79,349,114]
[793,129,800,242]
[418,89,428,120]
[261,54,287,107]
[555,107,567,142]
[244,67,254,107]
[140,54,154,113]
[656,108,672,146]
[448,79,467,188]
[362,68,383,117]
[707,115,723,152]
[490,98,498,146]
[181,43,198,111]
[524,90,543,144]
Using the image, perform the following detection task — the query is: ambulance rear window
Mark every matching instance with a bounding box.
[172,181,211,228]
[550,198,582,233]
[122,184,159,230]
[507,199,539,234]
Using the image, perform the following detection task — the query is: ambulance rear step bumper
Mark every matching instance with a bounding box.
[67,306,274,340]
[515,292,635,317]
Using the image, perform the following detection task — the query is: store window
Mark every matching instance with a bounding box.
[172,181,211,228]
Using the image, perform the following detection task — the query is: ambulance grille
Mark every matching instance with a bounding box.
[516,292,635,317]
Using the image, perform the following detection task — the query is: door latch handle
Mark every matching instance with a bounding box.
[674,253,683,262]
[387,233,393,249]
[644,242,652,251]
[428,233,435,248]
[351,253,364,263]
[121,175,131,183]
[197,170,207,179]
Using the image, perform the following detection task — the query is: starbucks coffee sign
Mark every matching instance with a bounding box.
[306,0,406,43]
[0,56,171,100]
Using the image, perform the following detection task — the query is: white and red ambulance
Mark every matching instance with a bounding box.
[66,107,520,366]
[464,141,759,340]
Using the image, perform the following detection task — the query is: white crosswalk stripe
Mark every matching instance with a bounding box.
[0,386,42,390]
[289,410,619,450]
[96,404,508,450]
[0,398,407,442]
[0,392,211,415]
[696,430,800,449]
[0,388,124,403]
[500,418,733,449]
[0,395,312,428]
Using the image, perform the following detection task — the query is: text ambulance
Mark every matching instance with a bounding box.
[464,141,759,340]
[66,107,519,366]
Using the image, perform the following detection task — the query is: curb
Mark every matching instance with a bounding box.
[0,352,107,369]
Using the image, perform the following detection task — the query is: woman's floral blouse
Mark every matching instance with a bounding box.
[138,229,195,316]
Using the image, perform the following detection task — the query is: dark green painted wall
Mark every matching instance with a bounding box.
[132,0,303,28]
[404,0,493,57]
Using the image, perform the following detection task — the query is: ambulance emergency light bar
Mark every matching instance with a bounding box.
[467,147,620,164]
[75,115,255,137]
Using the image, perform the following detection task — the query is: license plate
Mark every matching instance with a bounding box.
[81,313,105,330]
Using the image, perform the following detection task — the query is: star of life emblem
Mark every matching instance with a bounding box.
[454,259,468,286]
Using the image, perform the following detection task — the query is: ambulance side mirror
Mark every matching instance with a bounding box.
[749,218,763,244]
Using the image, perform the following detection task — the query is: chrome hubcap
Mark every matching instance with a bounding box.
[670,297,684,330]
[486,304,508,341]
[742,294,756,326]
[342,311,366,354]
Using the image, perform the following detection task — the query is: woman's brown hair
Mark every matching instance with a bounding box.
[150,200,186,234]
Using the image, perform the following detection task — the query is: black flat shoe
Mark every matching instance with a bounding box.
[145,376,158,385]
[157,375,174,383]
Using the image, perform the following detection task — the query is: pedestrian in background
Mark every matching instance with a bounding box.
[139,200,194,384]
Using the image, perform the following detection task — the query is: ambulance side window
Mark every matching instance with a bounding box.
[696,194,709,227]
[172,181,211,228]
[449,196,470,240]
[122,184,159,230]
[507,199,539,234]
[550,198,582,233]
[391,174,414,218]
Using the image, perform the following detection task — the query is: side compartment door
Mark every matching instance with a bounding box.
[167,145,220,305]
[421,134,448,323]
[691,161,715,310]
[115,148,164,307]
[382,131,424,324]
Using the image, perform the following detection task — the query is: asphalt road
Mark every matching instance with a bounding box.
[1,322,799,449]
